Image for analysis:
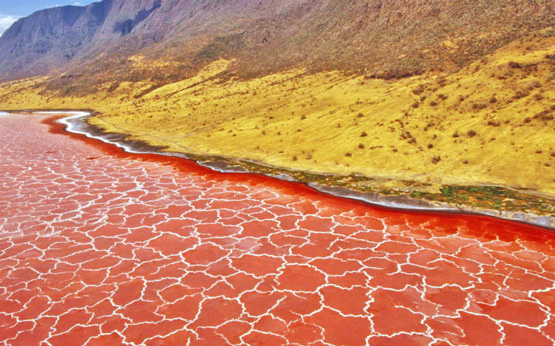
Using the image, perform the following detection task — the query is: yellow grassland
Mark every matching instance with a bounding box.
[1,32,554,196]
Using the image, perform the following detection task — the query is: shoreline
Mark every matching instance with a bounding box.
[4,109,555,230]
[30,110,555,230]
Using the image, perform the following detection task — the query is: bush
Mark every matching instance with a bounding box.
[530,81,542,89]
[513,90,529,99]
[382,58,425,79]
[508,61,522,69]
[535,110,554,121]
[412,87,425,95]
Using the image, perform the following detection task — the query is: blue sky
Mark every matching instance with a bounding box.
[0,0,97,35]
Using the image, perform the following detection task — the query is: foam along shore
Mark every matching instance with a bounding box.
[6,110,551,230]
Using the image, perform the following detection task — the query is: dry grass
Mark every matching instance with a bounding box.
[1,31,554,196]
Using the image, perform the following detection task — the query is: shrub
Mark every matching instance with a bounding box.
[530,81,542,89]
[508,61,522,68]
[513,90,529,99]
[535,110,554,121]
[412,87,425,95]
[472,103,488,110]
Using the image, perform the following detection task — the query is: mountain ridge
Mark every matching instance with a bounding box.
[0,1,111,80]
[1,0,554,87]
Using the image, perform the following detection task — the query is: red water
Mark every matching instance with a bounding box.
[1,114,555,346]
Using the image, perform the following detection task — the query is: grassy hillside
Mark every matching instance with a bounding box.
[1,30,554,209]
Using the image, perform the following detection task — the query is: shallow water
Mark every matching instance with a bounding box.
[1,114,554,346]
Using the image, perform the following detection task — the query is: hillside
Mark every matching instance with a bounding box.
[0,0,554,86]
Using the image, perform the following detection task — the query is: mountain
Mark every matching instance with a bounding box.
[0,0,554,86]
[0,2,110,80]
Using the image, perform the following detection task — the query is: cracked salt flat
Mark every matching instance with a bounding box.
[1,113,555,346]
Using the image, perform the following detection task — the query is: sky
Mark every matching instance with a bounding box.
[0,0,97,35]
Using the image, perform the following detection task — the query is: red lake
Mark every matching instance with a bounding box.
[1,113,554,346]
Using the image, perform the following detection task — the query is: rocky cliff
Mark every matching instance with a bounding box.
[0,1,110,80]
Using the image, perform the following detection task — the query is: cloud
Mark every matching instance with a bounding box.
[73,1,82,5]
[0,14,19,36]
